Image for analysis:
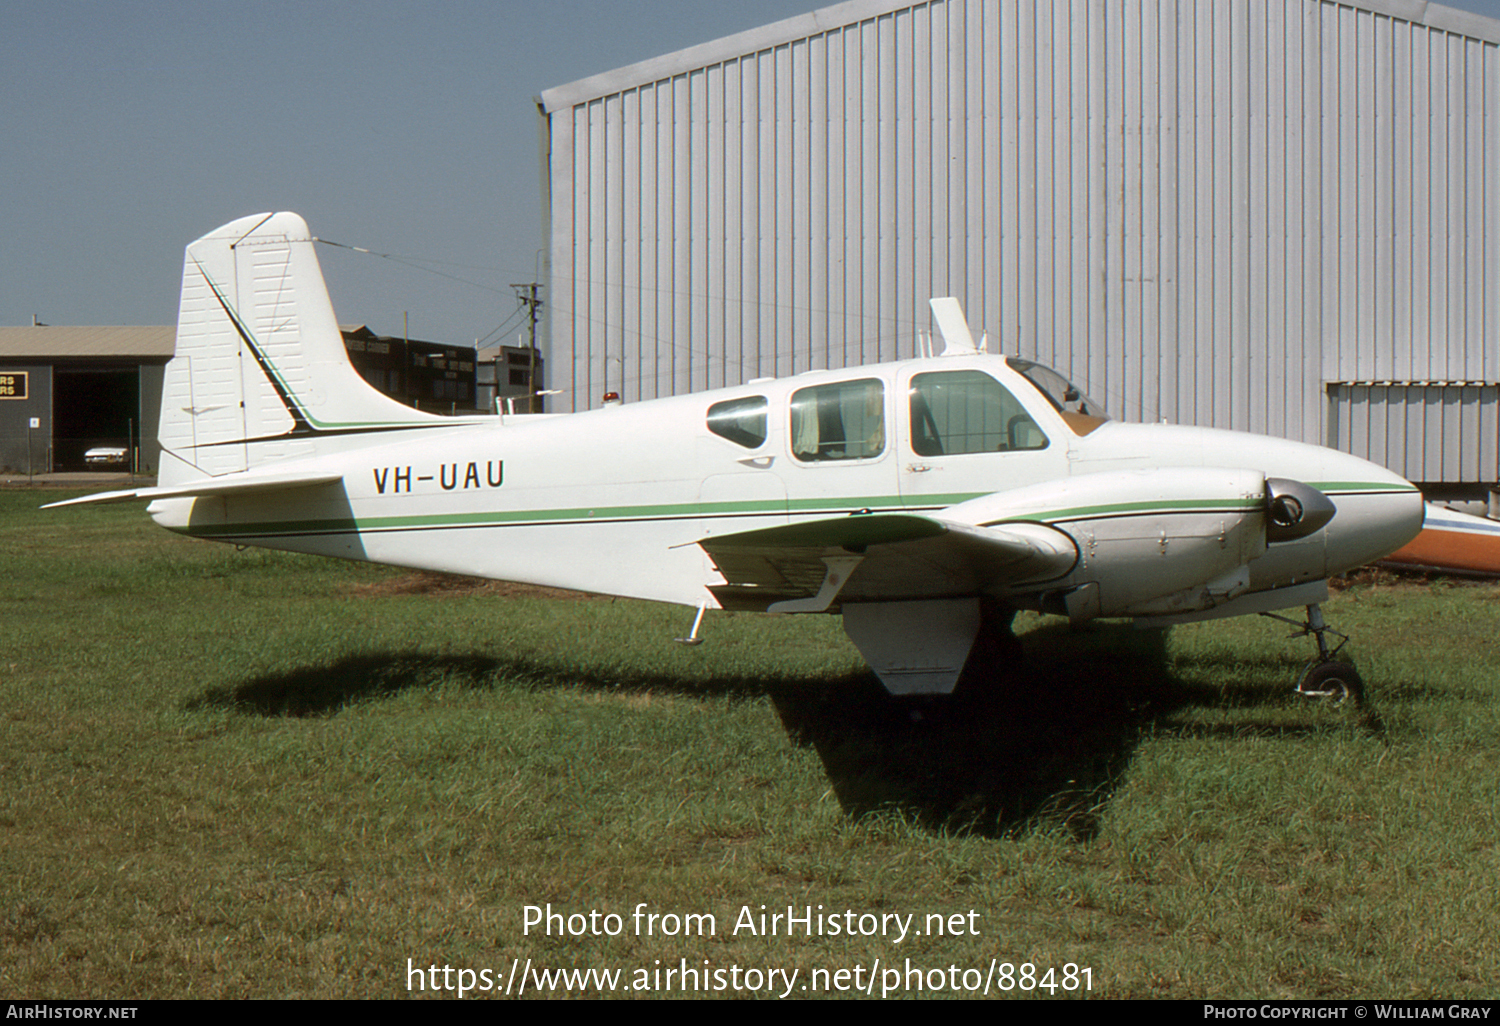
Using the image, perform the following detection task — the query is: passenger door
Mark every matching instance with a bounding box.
[781,375,901,515]
[697,394,789,538]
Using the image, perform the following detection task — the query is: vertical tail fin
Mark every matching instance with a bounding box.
[158,212,439,486]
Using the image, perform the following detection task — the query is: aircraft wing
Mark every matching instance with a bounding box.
[40,469,345,509]
[700,513,1077,612]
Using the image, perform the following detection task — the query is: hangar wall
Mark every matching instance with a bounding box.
[0,364,51,475]
[0,326,172,476]
[539,0,1500,488]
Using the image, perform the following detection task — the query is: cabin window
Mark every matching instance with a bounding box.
[908,370,1049,456]
[790,379,885,462]
[707,395,768,448]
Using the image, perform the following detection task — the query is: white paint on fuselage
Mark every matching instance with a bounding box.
[150,353,1422,614]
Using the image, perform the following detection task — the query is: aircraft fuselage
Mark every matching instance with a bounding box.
[147,351,1422,620]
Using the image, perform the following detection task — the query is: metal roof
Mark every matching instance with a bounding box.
[0,325,175,361]
[538,0,1500,111]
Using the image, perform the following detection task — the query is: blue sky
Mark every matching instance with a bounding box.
[2,0,816,348]
[6,0,1500,352]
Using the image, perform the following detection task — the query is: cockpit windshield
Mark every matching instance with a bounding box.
[1009,359,1110,419]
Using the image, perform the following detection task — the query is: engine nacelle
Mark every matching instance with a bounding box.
[946,467,1270,618]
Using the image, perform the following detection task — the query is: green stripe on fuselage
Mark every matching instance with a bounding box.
[178,491,1284,541]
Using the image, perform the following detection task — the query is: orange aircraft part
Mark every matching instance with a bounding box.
[1381,510,1500,576]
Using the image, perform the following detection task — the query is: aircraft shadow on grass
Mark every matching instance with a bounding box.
[186,622,1381,841]
[764,622,1184,840]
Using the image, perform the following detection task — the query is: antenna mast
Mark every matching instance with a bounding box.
[510,282,544,412]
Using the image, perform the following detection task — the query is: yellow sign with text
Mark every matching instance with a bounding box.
[0,372,28,399]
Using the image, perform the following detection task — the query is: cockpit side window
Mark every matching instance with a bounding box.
[908,370,1049,456]
[790,379,885,462]
[1007,359,1111,437]
[707,395,768,448]
[1010,360,1110,417]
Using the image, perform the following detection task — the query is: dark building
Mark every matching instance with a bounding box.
[1,323,487,477]
[479,344,546,414]
[341,326,479,412]
[0,325,172,475]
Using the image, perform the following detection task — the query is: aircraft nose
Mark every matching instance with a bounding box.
[1321,463,1425,574]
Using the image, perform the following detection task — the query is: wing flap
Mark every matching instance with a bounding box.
[700,513,1076,611]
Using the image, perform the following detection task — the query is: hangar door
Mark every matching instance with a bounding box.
[53,367,140,472]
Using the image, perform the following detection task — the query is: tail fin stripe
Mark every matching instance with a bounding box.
[194,256,315,435]
[196,256,454,440]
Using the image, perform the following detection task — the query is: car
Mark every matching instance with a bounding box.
[83,446,128,466]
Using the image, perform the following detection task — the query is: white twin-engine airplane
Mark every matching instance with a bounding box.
[53,212,1425,703]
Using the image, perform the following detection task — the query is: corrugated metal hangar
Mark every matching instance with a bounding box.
[538,0,1500,500]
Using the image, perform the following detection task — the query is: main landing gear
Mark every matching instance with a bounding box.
[1259,603,1365,707]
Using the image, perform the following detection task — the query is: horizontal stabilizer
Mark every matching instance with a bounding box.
[41,468,345,509]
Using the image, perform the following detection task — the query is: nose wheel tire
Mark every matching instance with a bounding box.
[1263,602,1366,707]
[1295,660,1365,707]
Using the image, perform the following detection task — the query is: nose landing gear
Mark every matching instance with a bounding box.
[1260,603,1365,706]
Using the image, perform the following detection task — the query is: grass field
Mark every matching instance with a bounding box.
[2,488,1498,999]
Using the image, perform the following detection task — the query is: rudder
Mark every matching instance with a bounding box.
[158,212,438,486]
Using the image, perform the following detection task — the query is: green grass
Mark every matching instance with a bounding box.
[2,488,1498,998]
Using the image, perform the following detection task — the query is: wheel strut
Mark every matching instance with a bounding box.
[1260,602,1364,705]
